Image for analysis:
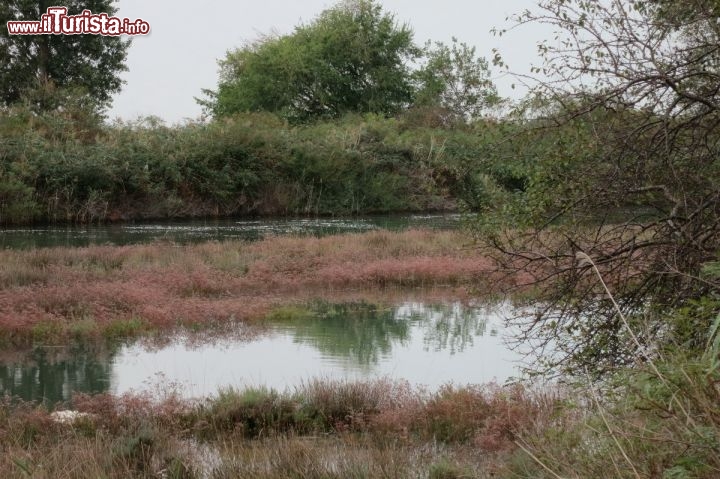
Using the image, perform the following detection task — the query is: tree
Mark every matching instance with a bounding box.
[200,0,418,122]
[484,0,720,376]
[0,0,130,110]
[413,38,500,124]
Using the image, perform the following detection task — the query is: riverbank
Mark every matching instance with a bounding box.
[0,229,527,346]
[1,380,562,478]
[5,357,717,479]
[0,110,518,225]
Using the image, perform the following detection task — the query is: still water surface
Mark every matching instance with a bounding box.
[0,301,522,405]
[0,214,460,249]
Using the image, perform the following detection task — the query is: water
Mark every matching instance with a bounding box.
[0,301,523,405]
[0,213,461,249]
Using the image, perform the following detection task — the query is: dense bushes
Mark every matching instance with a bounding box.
[0,106,527,225]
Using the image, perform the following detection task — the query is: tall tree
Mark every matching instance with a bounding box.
[0,0,130,110]
[200,0,418,123]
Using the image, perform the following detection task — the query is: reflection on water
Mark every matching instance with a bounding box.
[398,302,497,354]
[0,214,460,249]
[275,302,411,367]
[0,301,520,404]
[0,344,115,405]
[281,302,495,367]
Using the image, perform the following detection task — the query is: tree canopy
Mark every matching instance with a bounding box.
[413,38,500,123]
[0,0,130,111]
[200,0,419,122]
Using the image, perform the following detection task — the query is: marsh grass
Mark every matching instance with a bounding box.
[210,436,486,479]
[0,230,510,345]
[501,351,720,478]
[0,381,558,478]
[103,317,148,340]
[184,380,555,448]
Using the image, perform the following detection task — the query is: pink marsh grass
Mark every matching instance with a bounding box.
[0,229,518,343]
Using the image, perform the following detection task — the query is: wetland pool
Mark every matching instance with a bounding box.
[0,300,526,405]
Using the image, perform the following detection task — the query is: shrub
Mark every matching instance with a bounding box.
[201,387,298,438]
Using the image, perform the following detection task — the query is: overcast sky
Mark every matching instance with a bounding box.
[108,0,548,123]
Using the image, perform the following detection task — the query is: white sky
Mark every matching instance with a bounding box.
[108,0,548,123]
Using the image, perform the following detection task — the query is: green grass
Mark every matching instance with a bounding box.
[30,320,65,343]
[103,317,147,340]
[68,318,100,338]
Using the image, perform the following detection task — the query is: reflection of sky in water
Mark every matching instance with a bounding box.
[0,300,526,404]
[0,214,462,249]
[110,301,522,398]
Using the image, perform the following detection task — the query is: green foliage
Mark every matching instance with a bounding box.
[0,104,525,224]
[202,0,417,122]
[414,37,500,124]
[202,1,503,126]
[0,0,129,110]
[103,317,147,340]
[0,176,38,224]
